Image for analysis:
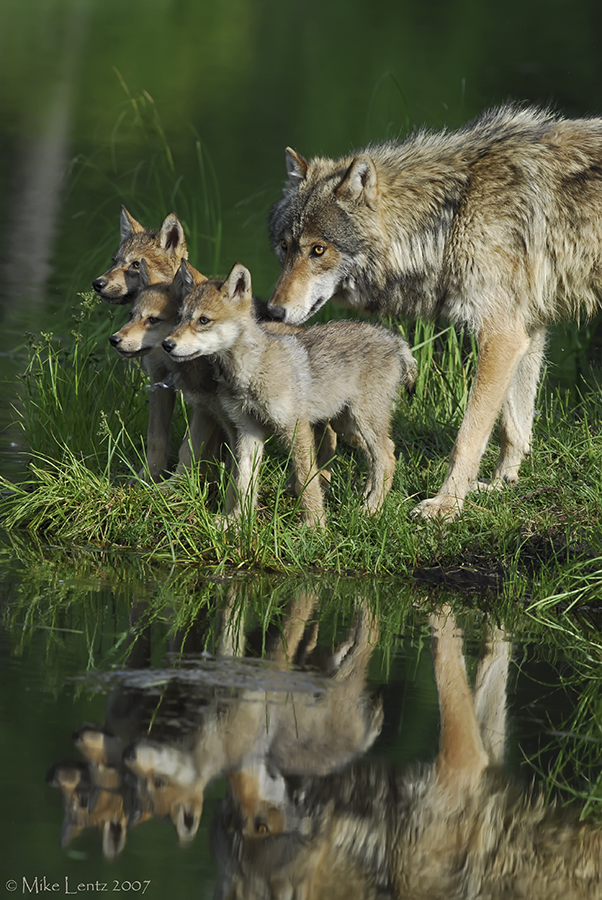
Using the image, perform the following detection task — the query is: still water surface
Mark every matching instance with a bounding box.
[2,553,600,898]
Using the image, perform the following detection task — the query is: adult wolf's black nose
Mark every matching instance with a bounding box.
[267,305,286,321]
[92,278,106,293]
[162,339,176,353]
[109,334,121,348]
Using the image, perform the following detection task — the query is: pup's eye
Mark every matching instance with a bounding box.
[311,245,325,257]
[198,316,210,326]
[153,776,165,789]
[280,240,288,252]
[146,316,160,325]
[129,261,141,270]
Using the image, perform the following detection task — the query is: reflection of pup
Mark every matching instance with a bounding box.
[123,596,381,846]
[46,723,154,860]
[214,610,602,900]
[162,263,416,525]
[268,106,602,520]
[92,206,188,304]
[46,762,131,859]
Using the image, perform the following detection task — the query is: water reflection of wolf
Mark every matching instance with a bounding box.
[212,608,602,900]
[48,591,382,855]
[123,594,382,842]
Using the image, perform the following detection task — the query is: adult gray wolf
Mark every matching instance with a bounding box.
[162,262,416,526]
[267,105,602,519]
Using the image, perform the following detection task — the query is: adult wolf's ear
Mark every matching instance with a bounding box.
[120,206,145,240]
[336,156,379,209]
[158,212,188,258]
[138,258,151,290]
[285,147,309,186]
[223,263,252,301]
[172,259,196,303]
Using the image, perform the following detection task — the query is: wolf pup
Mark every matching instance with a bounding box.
[162,263,416,527]
[110,261,337,484]
[268,105,602,520]
[109,260,231,480]
[92,206,188,304]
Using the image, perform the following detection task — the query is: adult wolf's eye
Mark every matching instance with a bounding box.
[254,819,269,835]
[198,316,210,326]
[280,240,288,252]
[311,245,325,257]
[147,316,159,325]
[129,261,140,270]
[153,777,165,789]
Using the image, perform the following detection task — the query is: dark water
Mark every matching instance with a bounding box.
[2,1,602,896]
[2,549,598,898]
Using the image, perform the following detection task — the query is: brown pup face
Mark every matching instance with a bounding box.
[123,741,202,844]
[162,261,253,361]
[109,260,206,357]
[268,148,377,324]
[92,207,188,305]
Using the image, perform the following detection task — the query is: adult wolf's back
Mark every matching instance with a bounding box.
[268,106,602,518]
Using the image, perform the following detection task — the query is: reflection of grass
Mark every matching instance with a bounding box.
[2,291,602,592]
[515,607,602,821]
[3,549,602,821]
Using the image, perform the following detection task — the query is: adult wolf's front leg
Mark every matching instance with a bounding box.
[412,319,531,520]
[493,326,546,485]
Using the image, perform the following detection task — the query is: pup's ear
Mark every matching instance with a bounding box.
[186,263,208,286]
[138,258,151,289]
[173,801,202,845]
[172,258,195,303]
[335,156,379,209]
[223,263,252,301]
[120,206,145,239]
[158,213,188,258]
[285,147,309,187]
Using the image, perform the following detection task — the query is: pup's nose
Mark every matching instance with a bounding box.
[109,334,122,348]
[92,278,106,293]
[162,339,176,353]
[267,304,286,321]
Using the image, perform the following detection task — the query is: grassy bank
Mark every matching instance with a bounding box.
[2,290,602,599]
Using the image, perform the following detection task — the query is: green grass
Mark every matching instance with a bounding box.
[2,289,602,599]
[3,85,601,604]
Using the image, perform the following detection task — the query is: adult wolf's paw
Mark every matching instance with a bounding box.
[409,494,464,521]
